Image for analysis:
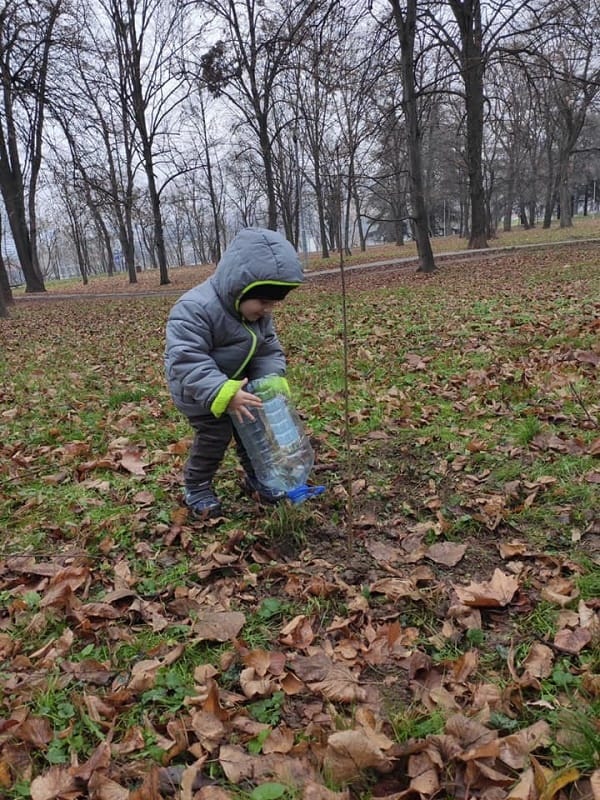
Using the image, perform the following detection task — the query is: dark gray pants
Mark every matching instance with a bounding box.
[183,413,253,488]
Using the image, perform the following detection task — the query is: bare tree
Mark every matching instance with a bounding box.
[431,0,488,248]
[0,0,64,292]
[94,0,192,285]
[422,1,543,248]
[370,101,410,247]
[179,173,223,263]
[182,88,226,261]
[542,1,600,228]
[572,113,600,216]
[330,16,382,255]
[50,12,139,284]
[0,210,13,311]
[224,144,265,229]
[194,0,331,232]
[49,115,117,279]
[290,19,336,257]
[387,0,436,271]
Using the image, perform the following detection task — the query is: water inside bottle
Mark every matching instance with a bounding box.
[232,375,315,492]
[262,396,300,448]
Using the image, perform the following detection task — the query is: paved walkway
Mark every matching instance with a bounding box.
[309,236,600,276]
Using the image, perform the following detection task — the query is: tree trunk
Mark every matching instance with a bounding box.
[134,95,169,283]
[26,0,61,293]
[344,164,353,256]
[558,148,573,228]
[503,154,515,231]
[146,160,170,284]
[543,170,558,229]
[463,60,487,246]
[449,0,488,249]
[519,201,529,228]
[543,199,554,228]
[94,214,114,277]
[0,251,14,310]
[0,174,45,292]
[390,0,436,273]
[353,188,366,251]
[313,161,330,259]
[258,114,278,231]
[199,94,222,262]
[67,205,88,286]
[0,282,8,318]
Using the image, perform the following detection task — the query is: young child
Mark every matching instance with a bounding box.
[165,227,304,517]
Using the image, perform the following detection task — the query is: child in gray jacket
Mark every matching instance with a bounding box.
[165,227,304,517]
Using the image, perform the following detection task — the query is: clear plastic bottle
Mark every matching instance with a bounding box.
[231,374,315,495]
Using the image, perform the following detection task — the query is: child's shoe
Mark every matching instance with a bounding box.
[243,475,286,505]
[184,482,222,518]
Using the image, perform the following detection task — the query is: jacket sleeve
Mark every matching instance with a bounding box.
[246,317,286,380]
[166,303,242,417]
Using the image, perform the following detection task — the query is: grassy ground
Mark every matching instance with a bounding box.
[0,236,599,798]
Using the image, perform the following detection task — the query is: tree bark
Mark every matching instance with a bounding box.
[125,18,170,285]
[0,241,14,310]
[448,0,488,249]
[389,0,436,273]
[26,0,61,289]
[0,177,45,292]
[558,146,573,228]
[0,1,62,293]
[310,146,329,258]
[257,113,278,231]
[197,91,222,263]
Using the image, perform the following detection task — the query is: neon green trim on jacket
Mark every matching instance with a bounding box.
[210,379,245,418]
[235,281,301,311]
[231,323,257,379]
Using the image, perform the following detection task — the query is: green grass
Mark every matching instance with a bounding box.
[389,707,446,742]
[1,239,599,796]
[550,704,600,771]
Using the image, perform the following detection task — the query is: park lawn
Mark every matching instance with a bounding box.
[0,243,599,799]
[11,212,600,298]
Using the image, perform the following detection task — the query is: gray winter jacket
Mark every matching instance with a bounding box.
[165,228,304,419]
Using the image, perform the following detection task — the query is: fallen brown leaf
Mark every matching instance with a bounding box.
[323,729,393,783]
[192,611,246,642]
[29,766,78,800]
[453,569,519,607]
[553,626,592,654]
[426,541,467,567]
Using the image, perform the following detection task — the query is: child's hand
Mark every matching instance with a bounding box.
[228,379,263,423]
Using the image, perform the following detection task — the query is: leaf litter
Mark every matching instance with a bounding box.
[0,246,599,798]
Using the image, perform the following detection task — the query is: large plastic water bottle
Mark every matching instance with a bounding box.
[231,375,322,502]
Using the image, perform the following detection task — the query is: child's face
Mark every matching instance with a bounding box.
[239,298,279,322]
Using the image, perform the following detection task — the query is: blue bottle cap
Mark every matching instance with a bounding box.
[286,484,326,504]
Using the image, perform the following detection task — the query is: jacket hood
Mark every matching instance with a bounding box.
[211,228,304,313]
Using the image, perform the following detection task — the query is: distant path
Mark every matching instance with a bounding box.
[12,237,600,302]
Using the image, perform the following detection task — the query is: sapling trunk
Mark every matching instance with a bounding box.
[338,219,354,552]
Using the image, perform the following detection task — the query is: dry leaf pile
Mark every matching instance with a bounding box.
[1,522,598,799]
